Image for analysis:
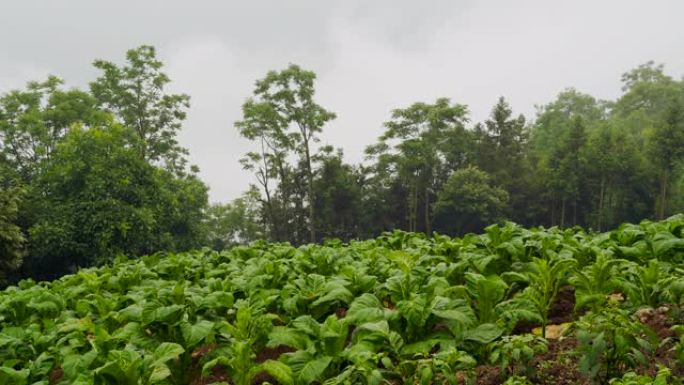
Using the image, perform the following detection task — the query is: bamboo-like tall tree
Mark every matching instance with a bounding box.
[237,65,335,243]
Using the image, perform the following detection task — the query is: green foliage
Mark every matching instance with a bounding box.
[0,76,107,181]
[576,305,657,384]
[571,253,624,312]
[0,187,25,283]
[488,334,548,378]
[609,367,671,385]
[24,124,208,278]
[365,98,470,234]
[502,376,534,385]
[0,217,683,383]
[521,257,576,337]
[236,64,335,243]
[90,45,191,170]
[204,187,265,250]
[433,166,509,235]
[4,48,684,383]
[0,46,209,282]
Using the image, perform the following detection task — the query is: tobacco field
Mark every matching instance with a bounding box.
[2,216,684,385]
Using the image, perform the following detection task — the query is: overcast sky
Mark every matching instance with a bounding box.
[2,1,683,203]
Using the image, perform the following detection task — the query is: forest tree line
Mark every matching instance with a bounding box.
[1,45,684,283]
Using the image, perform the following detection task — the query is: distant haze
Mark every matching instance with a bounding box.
[2,0,683,202]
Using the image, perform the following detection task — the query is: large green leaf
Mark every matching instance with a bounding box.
[462,323,503,344]
[259,360,294,385]
[297,356,332,385]
[181,320,214,347]
[267,326,309,350]
[148,364,171,383]
[0,367,29,385]
[152,342,185,366]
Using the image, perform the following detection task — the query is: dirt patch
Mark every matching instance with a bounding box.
[636,307,675,339]
[548,286,576,324]
[470,337,588,385]
[512,319,537,335]
[49,367,64,385]
[634,306,684,379]
[190,365,230,385]
[533,337,589,385]
[335,306,348,319]
[252,372,279,385]
[473,364,503,385]
[255,345,296,363]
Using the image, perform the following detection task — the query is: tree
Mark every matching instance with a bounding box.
[582,121,651,230]
[531,89,606,227]
[236,99,293,241]
[0,186,25,283]
[237,64,335,243]
[90,45,191,170]
[551,117,587,227]
[433,166,508,235]
[474,97,533,224]
[614,62,684,219]
[312,146,363,241]
[366,98,470,233]
[649,99,684,218]
[205,187,266,250]
[0,76,106,181]
[24,124,208,279]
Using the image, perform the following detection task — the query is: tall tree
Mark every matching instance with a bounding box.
[90,45,191,170]
[238,64,335,242]
[531,89,607,226]
[236,99,292,241]
[649,98,684,218]
[25,124,208,279]
[313,146,363,240]
[433,166,508,235]
[366,98,469,233]
[0,76,106,181]
[615,62,684,219]
[474,97,533,224]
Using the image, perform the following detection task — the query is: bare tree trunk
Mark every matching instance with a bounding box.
[597,175,605,232]
[276,158,291,242]
[408,183,418,232]
[560,198,566,228]
[658,170,669,220]
[259,139,278,240]
[304,141,315,243]
[424,187,431,235]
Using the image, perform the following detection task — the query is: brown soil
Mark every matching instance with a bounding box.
[190,365,229,385]
[473,365,503,385]
[469,338,589,385]
[255,345,296,363]
[252,346,295,385]
[335,306,348,319]
[252,372,279,385]
[547,286,576,324]
[383,297,396,310]
[49,367,64,385]
[532,337,589,385]
[635,306,684,379]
